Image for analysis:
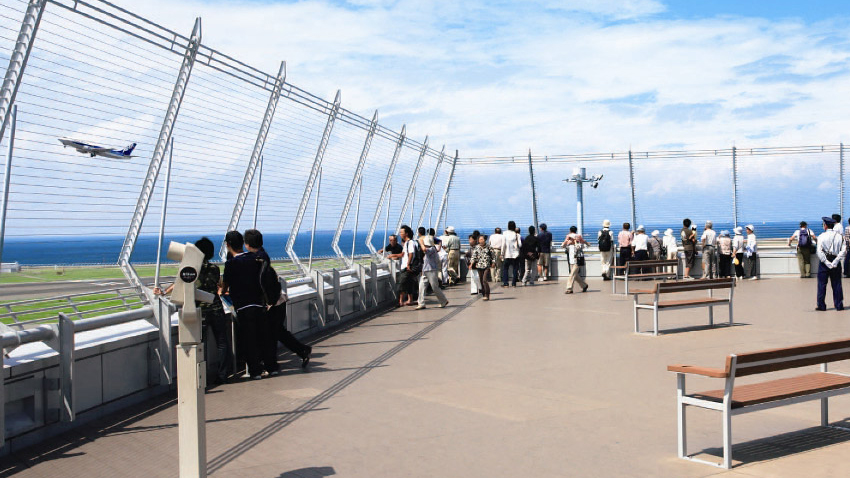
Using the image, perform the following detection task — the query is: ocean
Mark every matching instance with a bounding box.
[0,220,821,266]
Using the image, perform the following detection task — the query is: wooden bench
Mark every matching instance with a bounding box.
[611,259,678,294]
[633,278,733,335]
[667,338,850,469]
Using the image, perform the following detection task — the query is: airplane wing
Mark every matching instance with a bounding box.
[89,147,112,153]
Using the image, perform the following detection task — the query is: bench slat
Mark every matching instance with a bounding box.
[690,372,850,408]
[657,297,729,308]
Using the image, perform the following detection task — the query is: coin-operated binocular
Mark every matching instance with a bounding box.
[166,241,214,345]
[165,241,213,478]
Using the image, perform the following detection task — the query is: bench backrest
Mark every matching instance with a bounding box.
[655,278,733,294]
[731,338,850,377]
[625,260,677,267]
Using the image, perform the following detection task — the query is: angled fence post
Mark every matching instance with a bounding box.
[415,146,446,230]
[366,125,406,257]
[220,61,286,260]
[332,110,378,267]
[528,149,539,231]
[434,151,457,233]
[732,146,739,229]
[0,0,46,146]
[253,155,263,229]
[286,90,342,275]
[119,18,201,294]
[394,137,429,234]
[0,105,16,272]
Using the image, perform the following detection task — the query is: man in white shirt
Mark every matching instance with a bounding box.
[597,220,614,280]
[700,220,718,279]
[816,216,846,311]
[500,220,522,287]
[398,226,419,306]
[833,214,844,236]
[441,226,461,285]
[488,228,505,285]
[632,225,649,274]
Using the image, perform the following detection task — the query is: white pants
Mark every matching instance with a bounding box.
[438,250,448,283]
[470,265,482,293]
[667,249,677,273]
[600,250,613,277]
[522,258,537,283]
[419,271,448,306]
[566,262,587,291]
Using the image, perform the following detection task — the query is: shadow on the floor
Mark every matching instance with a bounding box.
[645,322,749,336]
[358,319,439,328]
[696,424,850,467]
[279,466,336,477]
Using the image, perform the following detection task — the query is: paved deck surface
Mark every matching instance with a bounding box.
[2,276,850,477]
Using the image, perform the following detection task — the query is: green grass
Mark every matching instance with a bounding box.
[0,291,145,325]
[0,264,179,284]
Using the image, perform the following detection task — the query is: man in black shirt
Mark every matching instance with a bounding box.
[221,230,277,379]
[244,229,312,369]
[378,234,404,259]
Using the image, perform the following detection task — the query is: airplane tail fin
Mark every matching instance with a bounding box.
[123,143,137,156]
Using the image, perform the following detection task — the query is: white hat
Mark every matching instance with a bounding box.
[423,235,435,247]
[664,228,673,236]
[734,226,743,234]
[720,230,730,236]
[651,230,660,237]
[637,225,645,232]
[705,220,713,228]
[446,226,455,233]
[745,224,755,232]
[603,219,611,228]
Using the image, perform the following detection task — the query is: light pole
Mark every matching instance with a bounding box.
[562,167,603,236]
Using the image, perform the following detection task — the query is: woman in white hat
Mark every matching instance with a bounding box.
[732,226,745,279]
[745,224,758,280]
[632,225,649,273]
[598,219,614,280]
[663,228,677,273]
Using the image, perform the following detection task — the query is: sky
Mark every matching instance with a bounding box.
[128,0,850,157]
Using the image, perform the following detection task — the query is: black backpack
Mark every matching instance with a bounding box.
[408,243,424,274]
[258,260,282,305]
[598,230,612,252]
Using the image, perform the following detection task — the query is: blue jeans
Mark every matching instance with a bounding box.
[502,257,519,286]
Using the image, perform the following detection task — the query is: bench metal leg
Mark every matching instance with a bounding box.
[722,407,732,469]
[653,307,659,336]
[728,301,733,325]
[677,374,687,458]
[821,397,829,426]
[708,305,714,326]
[634,303,639,333]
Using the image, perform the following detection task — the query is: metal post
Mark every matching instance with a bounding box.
[252,155,263,230]
[434,151,457,233]
[352,177,361,263]
[576,167,585,236]
[366,126,406,256]
[628,149,637,227]
[286,90,341,274]
[0,105,15,272]
[732,146,739,229]
[528,149,539,230]
[332,110,377,267]
[384,182,391,250]
[0,0,46,146]
[410,186,415,226]
[416,146,446,229]
[221,61,286,259]
[119,18,201,293]
[154,137,174,289]
[395,137,429,234]
[838,143,844,219]
[308,167,322,271]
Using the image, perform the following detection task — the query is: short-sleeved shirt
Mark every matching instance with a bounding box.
[423,245,440,272]
[537,230,552,254]
[384,243,403,255]
[223,251,264,311]
[701,229,717,247]
[681,227,696,251]
[618,230,633,248]
[401,239,417,269]
[633,234,648,251]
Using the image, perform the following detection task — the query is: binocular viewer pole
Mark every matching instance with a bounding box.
[166,241,214,478]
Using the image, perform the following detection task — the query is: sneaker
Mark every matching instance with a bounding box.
[251,374,263,380]
[582,284,588,292]
[267,370,280,377]
[301,346,312,369]
[416,304,426,309]
[439,301,448,308]
[748,277,758,281]
[241,372,252,379]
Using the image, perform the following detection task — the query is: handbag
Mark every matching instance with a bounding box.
[575,246,586,267]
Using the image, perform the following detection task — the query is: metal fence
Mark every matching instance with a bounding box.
[0,0,454,293]
[447,145,848,242]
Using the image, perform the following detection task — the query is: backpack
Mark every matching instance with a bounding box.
[408,243,423,274]
[598,230,612,252]
[258,260,282,305]
[798,228,810,248]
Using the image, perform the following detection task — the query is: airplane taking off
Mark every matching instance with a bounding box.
[59,138,137,159]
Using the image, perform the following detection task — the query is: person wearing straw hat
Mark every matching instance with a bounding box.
[744,224,759,280]
[732,227,746,279]
[632,225,649,274]
[441,226,461,285]
[598,219,614,280]
[648,230,663,261]
[717,230,733,278]
[816,216,846,311]
[416,234,449,309]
